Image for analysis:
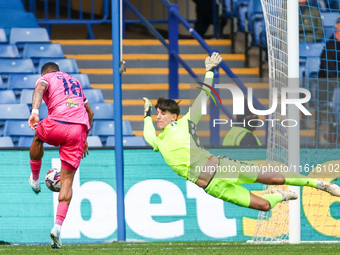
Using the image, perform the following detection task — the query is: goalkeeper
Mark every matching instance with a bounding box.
[143,52,340,211]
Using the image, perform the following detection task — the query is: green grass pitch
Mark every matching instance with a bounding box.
[1,242,340,255]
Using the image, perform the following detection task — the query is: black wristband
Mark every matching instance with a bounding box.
[145,108,151,118]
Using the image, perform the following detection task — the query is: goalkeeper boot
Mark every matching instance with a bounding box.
[28,173,41,194]
[50,225,62,249]
[271,187,298,201]
[316,180,340,197]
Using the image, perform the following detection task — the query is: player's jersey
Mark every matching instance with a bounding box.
[144,108,212,183]
[35,71,90,131]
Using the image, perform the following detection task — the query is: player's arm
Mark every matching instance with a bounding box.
[28,81,48,130]
[190,52,223,124]
[83,102,94,158]
[143,97,159,151]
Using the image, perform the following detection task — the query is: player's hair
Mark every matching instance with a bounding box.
[41,62,60,74]
[155,97,180,116]
[335,18,340,28]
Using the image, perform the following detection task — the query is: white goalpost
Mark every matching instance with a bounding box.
[251,0,301,243]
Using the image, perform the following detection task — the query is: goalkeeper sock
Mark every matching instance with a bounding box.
[262,193,283,209]
[282,172,317,188]
[55,203,69,226]
[30,159,41,181]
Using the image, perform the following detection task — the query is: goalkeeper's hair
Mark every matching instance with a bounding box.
[41,62,60,74]
[155,97,180,116]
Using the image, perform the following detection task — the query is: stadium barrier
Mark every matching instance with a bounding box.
[24,0,195,39]
[1,148,340,244]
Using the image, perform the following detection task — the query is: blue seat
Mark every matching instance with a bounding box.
[106,136,147,147]
[0,59,36,75]
[0,136,14,147]
[0,75,5,90]
[4,120,35,144]
[247,0,264,46]
[0,137,14,147]
[17,136,57,148]
[0,44,20,58]
[0,104,30,120]
[0,0,26,11]
[7,74,40,97]
[9,27,49,45]
[38,58,79,73]
[236,0,249,32]
[17,136,33,148]
[0,28,7,44]
[91,120,134,144]
[19,89,34,106]
[91,103,114,119]
[40,104,48,119]
[23,43,64,63]
[0,103,31,136]
[83,89,105,104]
[87,136,103,147]
[0,90,17,104]
[0,12,39,39]
[321,12,340,39]
[71,73,91,89]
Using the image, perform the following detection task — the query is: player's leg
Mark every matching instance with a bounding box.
[204,178,297,211]
[50,163,76,249]
[28,132,44,194]
[255,170,340,196]
[50,122,87,249]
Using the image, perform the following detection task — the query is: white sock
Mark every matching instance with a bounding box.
[54,224,61,232]
[316,180,326,190]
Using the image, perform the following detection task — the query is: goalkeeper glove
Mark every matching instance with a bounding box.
[143,97,152,118]
[205,52,223,72]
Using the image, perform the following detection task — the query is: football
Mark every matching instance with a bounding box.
[45,168,61,192]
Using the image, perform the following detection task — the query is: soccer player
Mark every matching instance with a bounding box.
[27,62,94,249]
[143,52,340,212]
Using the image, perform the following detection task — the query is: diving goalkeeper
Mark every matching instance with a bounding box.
[143,52,340,211]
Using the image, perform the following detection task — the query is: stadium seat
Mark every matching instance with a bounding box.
[71,73,91,89]
[9,27,49,45]
[0,103,31,136]
[40,104,48,119]
[0,28,8,43]
[7,74,40,97]
[0,75,5,90]
[87,136,103,147]
[0,136,14,148]
[236,0,249,32]
[91,103,114,119]
[4,120,35,144]
[83,89,105,104]
[0,90,17,104]
[17,136,33,148]
[321,12,340,39]
[91,120,134,143]
[17,136,57,148]
[0,44,20,58]
[0,12,39,39]
[19,89,34,106]
[23,43,64,64]
[0,59,36,75]
[106,136,147,147]
[0,0,26,11]
[38,58,79,73]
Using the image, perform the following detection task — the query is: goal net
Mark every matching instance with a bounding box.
[252,0,340,243]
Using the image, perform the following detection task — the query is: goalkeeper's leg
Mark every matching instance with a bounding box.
[256,170,340,197]
[204,177,297,211]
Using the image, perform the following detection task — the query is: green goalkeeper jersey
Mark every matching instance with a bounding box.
[143,71,215,183]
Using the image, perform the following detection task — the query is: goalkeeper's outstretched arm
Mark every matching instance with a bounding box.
[190,52,223,125]
[143,97,159,151]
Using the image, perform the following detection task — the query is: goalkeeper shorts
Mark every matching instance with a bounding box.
[204,155,259,208]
